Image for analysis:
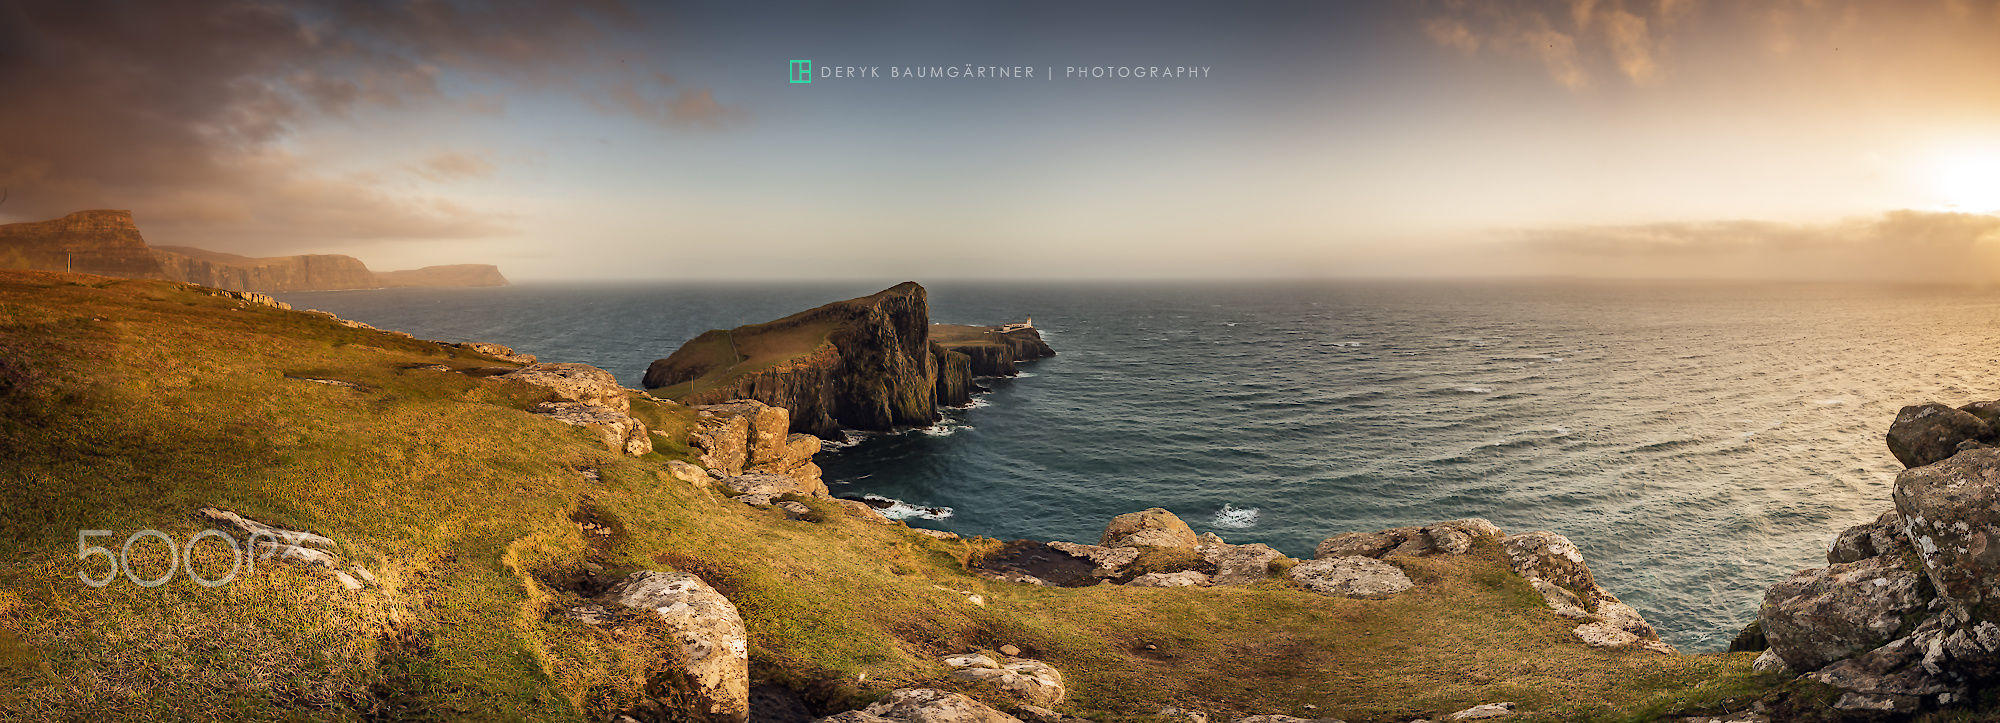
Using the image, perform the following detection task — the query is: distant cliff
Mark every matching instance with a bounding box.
[932,323,1056,377]
[375,264,507,288]
[0,210,169,279]
[0,210,506,292]
[153,246,379,292]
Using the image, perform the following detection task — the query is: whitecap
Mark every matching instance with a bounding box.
[1013,372,1037,378]
[921,422,972,437]
[1816,398,1845,406]
[1211,503,1260,528]
[1454,386,1494,394]
[1330,341,1364,347]
[860,494,954,520]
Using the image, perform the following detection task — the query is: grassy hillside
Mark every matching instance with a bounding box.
[0,271,1770,721]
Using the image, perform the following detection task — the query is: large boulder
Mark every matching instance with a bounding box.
[1828,510,1912,565]
[450,341,535,364]
[690,400,822,488]
[943,655,1065,707]
[502,362,629,412]
[603,571,750,723]
[1196,533,1289,585]
[1886,403,1994,468]
[532,401,652,456]
[1287,556,1413,599]
[843,688,1022,723]
[723,471,828,498]
[1313,519,1501,560]
[1894,448,2000,614]
[1502,531,1673,653]
[1100,508,1197,550]
[1760,555,1931,671]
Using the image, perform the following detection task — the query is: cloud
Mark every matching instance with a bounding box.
[1477,210,2000,281]
[1417,0,2000,90]
[0,0,737,249]
[412,152,497,182]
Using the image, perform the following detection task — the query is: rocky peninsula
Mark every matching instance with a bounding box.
[0,210,506,292]
[643,282,1054,438]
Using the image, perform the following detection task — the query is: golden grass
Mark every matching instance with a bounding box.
[0,271,1769,721]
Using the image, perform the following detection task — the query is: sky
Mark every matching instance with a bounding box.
[2,0,1999,280]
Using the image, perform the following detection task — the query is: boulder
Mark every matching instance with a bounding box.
[1502,531,1673,653]
[1314,528,1414,559]
[603,571,750,723]
[451,341,535,364]
[1288,556,1413,599]
[946,656,1065,707]
[1313,519,1500,560]
[532,402,652,456]
[1100,508,1198,550]
[1129,570,1212,587]
[1500,532,1597,600]
[723,471,826,498]
[1045,541,1140,580]
[1893,448,2000,613]
[667,460,712,487]
[852,688,1022,723]
[1827,510,1911,565]
[1886,403,1993,468]
[1760,555,1931,671]
[502,363,629,412]
[1752,649,1792,675]
[690,400,821,488]
[1445,702,1516,720]
[1197,533,1289,585]
[1960,400,2000,425]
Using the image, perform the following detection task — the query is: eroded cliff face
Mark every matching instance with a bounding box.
[645,282,942,437]
[0,210,168,279]
[153,246,380,292]
[375,264,508,288]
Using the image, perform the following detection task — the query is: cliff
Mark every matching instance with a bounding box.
[375,264,508,288]
[643,282,942,436]
[0,210,169,279]
[932,323,1056,377]
[152,246,380,292]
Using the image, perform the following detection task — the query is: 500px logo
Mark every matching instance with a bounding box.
[788,59,812,83]
[76,528,311,588]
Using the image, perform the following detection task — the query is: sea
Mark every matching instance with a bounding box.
[276,279,2000,652]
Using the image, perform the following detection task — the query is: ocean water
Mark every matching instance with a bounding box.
[278,280,2000,651]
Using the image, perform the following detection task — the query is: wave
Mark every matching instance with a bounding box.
[1211,503,1260,528]
[858,494,953,520]
[1453,386,1494,394]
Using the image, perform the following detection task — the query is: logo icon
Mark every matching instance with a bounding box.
[789,60,812,84]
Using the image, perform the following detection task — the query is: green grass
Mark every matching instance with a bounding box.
[0,271,1768,721]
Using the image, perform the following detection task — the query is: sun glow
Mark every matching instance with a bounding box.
[1935,148,2000,213]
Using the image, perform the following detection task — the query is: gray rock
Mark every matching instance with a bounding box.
[532,401,652,456]
[1886,402,1993,468]
[603,571,749,722]
[947,656,1065,707]
[857,688,1022,722]
[1046,541,1142,579]
[1827,510,1909,565]
[1100,508,1198,550]
[666,460,712,488]
[1197,533,1289,585]
[1752,649,1792,675]
[1894,447,2000,614]
[450,341,535,364]
[1445,702,1516,720]
[724,471,823,498]
[1760,555,1930,671]
[1288,556,1413,599]
[1129,570,1212,587]
[502,362,629,412]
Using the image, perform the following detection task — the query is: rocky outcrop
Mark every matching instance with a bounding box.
[447,341,534,364]
[1885,403,1995,468]
[502,363,654,456]
[942,653,1066,707]
[153,246,379,292]
[822,688,1022,723]
[533,401,652,456]
[645,283,1051,438]
[0,210,168,279]
[374,264,507,288]
[686,399,823,491]
[931,324,1056,377]
[601,571,751,723]
[1100,508,1198,549]
[195,507,373,591]
[1196,533,1290,585]
[1748,399,2000,716]
[1312,520,1672,653]
[1288,557,1413,599]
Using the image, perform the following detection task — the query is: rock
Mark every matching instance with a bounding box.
[1886,403,1993,468]
[1501,532,1597,600]
[1573,621,1639,647]
[1158,708,1208,723]
[602,571,750,723]
[689,400,822,490]
[1827,510,1910,565]
[1959,400,2000,424]
[1752,649,1793,675]
[778,501,812,520]
[1315,529,1412,559]
[736,493,774,507]
[1502,531,1673,653]
[1314,519,1500,560]
[943,654,999,669]
[1045,541,1141,579]
[829,498,894,524]
[948,656,1065,706]
[1424,519,1504,554]
[1893,447,2000,613]
[855,688,1022,723]
[1760,555,1931,671]
[1728,620,1768,653]
[532,402,652,456]
[723,471,826,498]
[667,460,713,487]
[503,363,629,412]
[450,341,534,364]
[1197,533,1289,585]
[1445,702,1515,720]
[1288,556,1413,599]
[1129,570,1212,587]
[911,528,961,541]
[1100,508,1198,550]
[818,713,896,723]
[998,644,1021,656]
